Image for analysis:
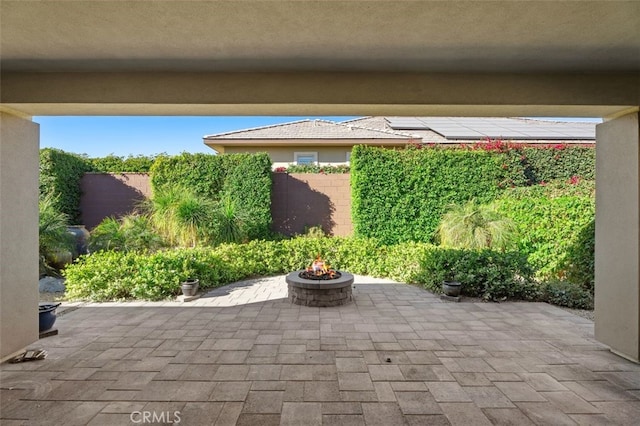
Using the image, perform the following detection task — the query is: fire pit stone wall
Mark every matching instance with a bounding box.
[286,271,354,307]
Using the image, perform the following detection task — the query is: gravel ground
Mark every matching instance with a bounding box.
[558,306,595,321]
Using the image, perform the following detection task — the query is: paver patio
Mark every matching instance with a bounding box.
[2,276,640,425]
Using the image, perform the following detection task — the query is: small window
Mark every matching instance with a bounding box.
[294,152,318,165]
[346,151,351,164]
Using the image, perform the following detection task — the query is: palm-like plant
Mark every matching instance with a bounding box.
[90,214,165,252]
[39,192,74,273]
[147,187,215,247]
[214,194,246,244]
[437,200,516,250]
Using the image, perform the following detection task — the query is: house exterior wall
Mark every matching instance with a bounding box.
[80,173,152,229]
[223,146,354,168]
[0,113,39,361]
[595,112,640,362]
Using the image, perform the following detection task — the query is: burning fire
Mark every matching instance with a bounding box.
[300,256,340,280]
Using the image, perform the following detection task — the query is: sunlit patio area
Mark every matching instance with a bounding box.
[2,277,640,425]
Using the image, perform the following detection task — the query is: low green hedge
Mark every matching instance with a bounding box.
[65,237,539,302]
[541,280,593,310]
[415,248,539,301]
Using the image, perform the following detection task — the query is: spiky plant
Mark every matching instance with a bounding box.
[90,214,165,252]
[39,192,74,273]
[214,194,246,244]
[437,201,516,250]
[89,217,124,251]
[147,187,215,247]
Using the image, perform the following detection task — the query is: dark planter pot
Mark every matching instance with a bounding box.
[181,279,199,297]
[442,281,462,297]
[67,225,90,257]
[39,303,61,332]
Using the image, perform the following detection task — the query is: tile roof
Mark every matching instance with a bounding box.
[204,116,596,146]
[204,119,413,140]
[385,116,596,140]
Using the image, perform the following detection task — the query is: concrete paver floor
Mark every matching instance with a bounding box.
[2,276,640,425]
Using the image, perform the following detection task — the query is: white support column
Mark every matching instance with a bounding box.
[0,112,39,361]
[595,111,640,362]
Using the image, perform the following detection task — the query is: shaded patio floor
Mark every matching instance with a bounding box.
[2,277,640,425]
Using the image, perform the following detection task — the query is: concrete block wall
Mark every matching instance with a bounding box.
[80,173,151,229]
[80,172,353,236]
[271,173,352,236]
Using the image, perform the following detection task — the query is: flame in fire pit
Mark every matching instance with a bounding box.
[299,256,341,280]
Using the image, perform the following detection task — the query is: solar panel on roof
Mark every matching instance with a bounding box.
[387,117,595,140]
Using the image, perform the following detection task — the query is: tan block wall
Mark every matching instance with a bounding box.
[80,173,151,229]
[79,172,354,236]
[271,173,352,236]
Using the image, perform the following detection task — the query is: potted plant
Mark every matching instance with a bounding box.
[180,278,199,297]
[442,263,462,297]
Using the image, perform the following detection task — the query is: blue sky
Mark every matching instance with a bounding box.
[36,116,601,158]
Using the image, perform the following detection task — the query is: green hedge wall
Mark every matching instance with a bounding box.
[495,181,595,282]
[88,154,157,172]
[351,145,505,244]
[221,153,273,239]
[150,153,227,199]
[39,148,92,223]
[150,152,273,239]
[506,146,595,185]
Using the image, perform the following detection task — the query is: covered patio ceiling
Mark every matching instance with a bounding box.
[1,0,639,117]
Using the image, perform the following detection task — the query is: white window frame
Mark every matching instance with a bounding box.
[294,151,318,165]
[346,151,351,164]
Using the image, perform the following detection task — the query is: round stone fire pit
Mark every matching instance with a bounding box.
[286,270,354,307]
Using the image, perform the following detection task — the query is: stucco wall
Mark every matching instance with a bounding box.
[594,112,640,362]
[80,173,151,229]
[0,113,39,361]
[223,146,353,168]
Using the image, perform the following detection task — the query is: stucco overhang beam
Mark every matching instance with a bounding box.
[1,72,638,117]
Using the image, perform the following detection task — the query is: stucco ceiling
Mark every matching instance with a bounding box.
[2,0,639,73]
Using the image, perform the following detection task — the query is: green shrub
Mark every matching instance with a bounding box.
[150,152,272,239]
[90,214,165,252]
[517,146,595,184]
[471,140,595,186]
[436,201,516,250]
[279,164,350,174]
[39,192,74,274]
[542,280,593,309]
[221,153,272,239]
[351,145,505,244]
[65,248,242,301]
[150,153,226,199]
[563,219,595,292]
[415,248,539,301]
[65,236,537,302]
[212,194,247,244]
[88,154,158,172]
[147,187,216,247]
[39,148,92,223]
[495,182,595,280]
